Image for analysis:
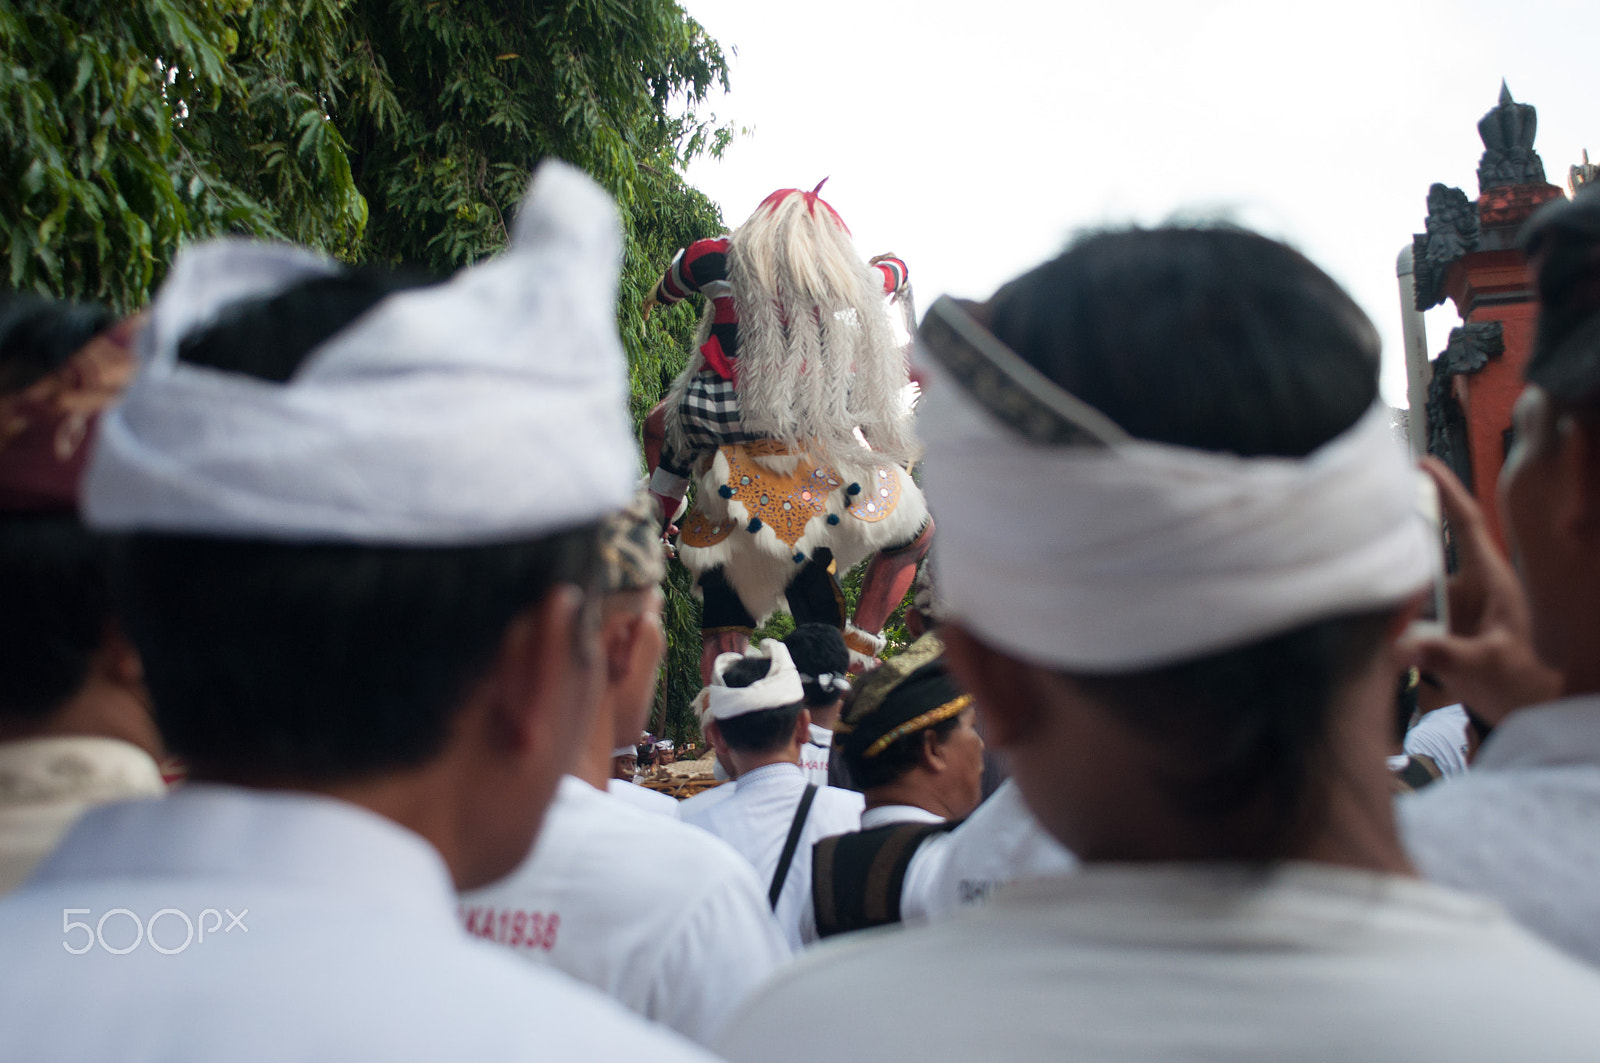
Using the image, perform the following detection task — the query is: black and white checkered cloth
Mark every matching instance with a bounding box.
[660,371,764,477]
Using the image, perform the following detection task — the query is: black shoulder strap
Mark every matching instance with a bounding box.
[1396,753,1443,792]
[811,818,960,939]
[768,783,819,910]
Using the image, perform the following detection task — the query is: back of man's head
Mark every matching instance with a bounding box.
[921,225,1427,858]
[715,656,805,755]
[782,624,850,708]
[112,274,600,782]
[0,296,131,729]
[83,163,636,796]
[1524,185,1600,405]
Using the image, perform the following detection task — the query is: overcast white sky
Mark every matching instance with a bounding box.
[679,0,1599,407]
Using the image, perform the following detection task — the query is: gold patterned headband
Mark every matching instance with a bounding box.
[861,693,973,758]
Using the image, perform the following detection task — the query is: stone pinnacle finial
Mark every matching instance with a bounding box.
[1477,81,1545,192]
[1572,149,1599,196]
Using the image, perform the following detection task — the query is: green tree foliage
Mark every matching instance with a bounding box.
[2,0,732,738]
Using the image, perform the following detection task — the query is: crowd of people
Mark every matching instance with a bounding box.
[2,157,1600,1060]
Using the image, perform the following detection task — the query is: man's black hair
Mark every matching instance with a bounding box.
[989,226,1391,852]
[846,712,962,792]
[713,655,804,755]
[1522,185,1600,404]
[111,271,600,782]
[0,296,117,722]
[782,624,850,708]
[0,293,115,392]
[0,515,110,721]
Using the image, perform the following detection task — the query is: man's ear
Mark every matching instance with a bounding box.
[1559,414,1600,539]
[941,624,1046,750]
[599,609,639,685]
[793,706,813,747]
[97,621,145,688]
[484,585,593,757]
[920,727,948,773]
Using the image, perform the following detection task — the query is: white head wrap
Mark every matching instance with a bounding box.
[693,639,807,722]
[83,161,636,543]
[917,297,1435,673]
[799,672,851,696]
[610,745,636,759]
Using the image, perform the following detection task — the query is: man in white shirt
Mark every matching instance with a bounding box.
[1403,703,1472,776]
[1402,186,1600,968]
[782,623,852,787]
[460,495,790,1045]
[810,634,987,937]
[683,639,862,949]
[899,776,1076,922]
[721,226,1600,1061]
[607,769,681,818]
[0,300,165,895]
[0,164,716,1062]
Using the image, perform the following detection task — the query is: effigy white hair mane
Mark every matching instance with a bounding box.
[667,191,919,475]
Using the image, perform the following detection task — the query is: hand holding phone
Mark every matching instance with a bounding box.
[1400,458,1562,726]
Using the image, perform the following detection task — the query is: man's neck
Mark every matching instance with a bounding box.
[1015,672,1415,875]
[864,776,956,819]
[807,701,842,731]
[0,675,161,759]
[571,697,618,791]
[729,747,800,777]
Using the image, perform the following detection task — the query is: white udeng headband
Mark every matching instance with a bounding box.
[917,315,1434,673]
[694,639,807,722]
[83,161,636,544]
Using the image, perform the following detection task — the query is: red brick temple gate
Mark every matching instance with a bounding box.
[1409,84,1568,547]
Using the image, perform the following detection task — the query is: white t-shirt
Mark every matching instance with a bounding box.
[1402,695,1600,968]
[682,761,862,950]
[676,780,735,820]
[0,785,716,1062]
[901,778,1076,922]
[800,724,834,787]
[1404,704,1471,777]
[606,777,682,818]
[719,862,1600,1063]
[460,776,789,1045]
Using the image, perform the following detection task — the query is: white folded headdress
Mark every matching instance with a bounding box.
[799,671,851,696]
[694,639,807,723]
[916,296,1434,673]
[83,161,636,544]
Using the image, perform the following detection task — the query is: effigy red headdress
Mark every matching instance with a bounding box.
[0,321,135,514]
[756,179,850,234]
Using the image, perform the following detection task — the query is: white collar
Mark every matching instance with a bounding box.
[733,762,805,794]
[860,804,945,829]
[1475,695,1600,771]
[806,724,834,748]
[31,783,458,923]
[0,736,164,807]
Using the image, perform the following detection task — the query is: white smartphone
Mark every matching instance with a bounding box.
[1406,472,1450,639]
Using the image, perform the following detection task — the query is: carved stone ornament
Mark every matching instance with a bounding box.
[1412,184,1481,311]
[1439,320,1506,376]
[1477,81,1547,192]
[1572,150,1599,196]
[1424,321,1504,490]
[1425,372,1472,490]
